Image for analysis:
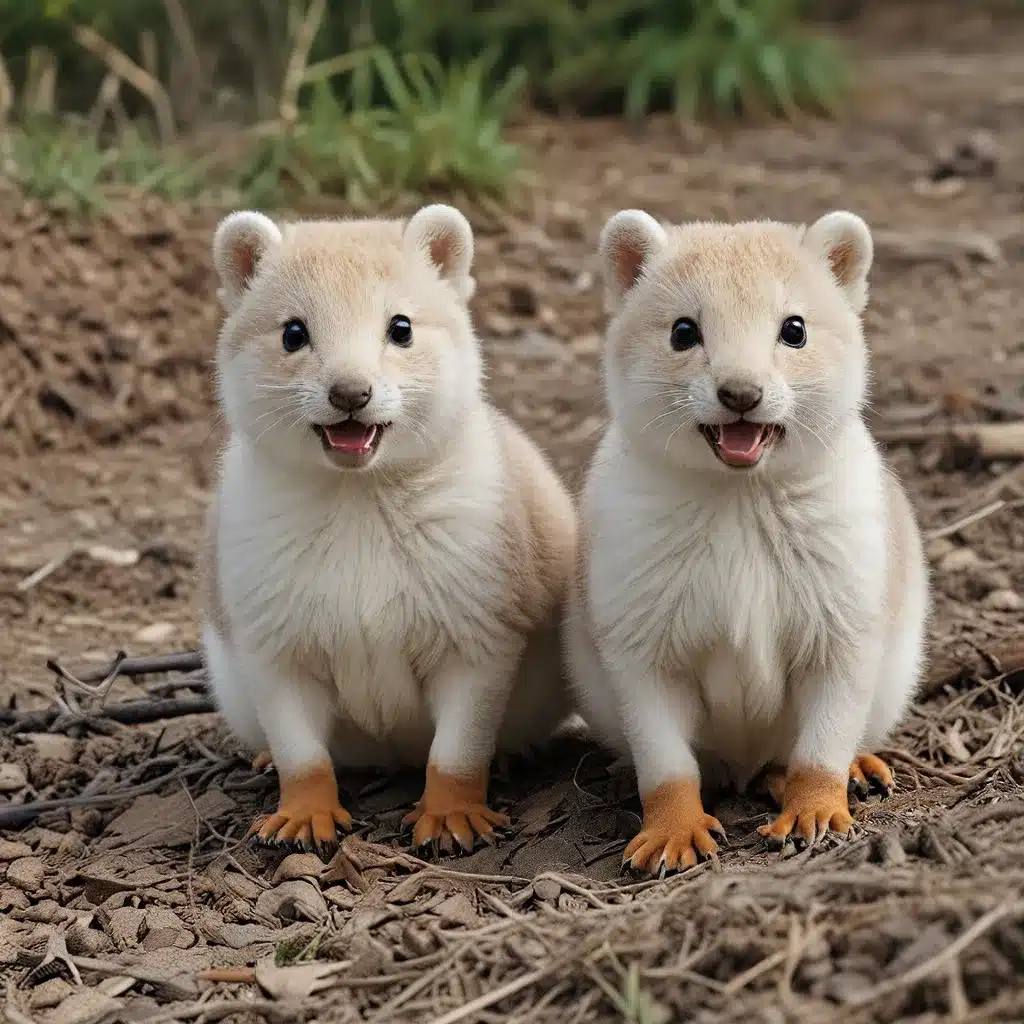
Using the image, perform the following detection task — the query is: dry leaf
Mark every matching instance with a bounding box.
[253,957,351,1000]
[254,880,328,923]
[98,791,234,851]
[272,853,325,885]
[434,893,479,927]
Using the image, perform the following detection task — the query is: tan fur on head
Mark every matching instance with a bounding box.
[213,210,283,311]
[599,209,668,313]
[802,211,873,313]
[214,208,483,475]
[602,212,873,476]
[403,204,476,303]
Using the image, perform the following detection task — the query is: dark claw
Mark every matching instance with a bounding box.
[868,776,892,798]
[848,777,870,800]
[314,839,339,861]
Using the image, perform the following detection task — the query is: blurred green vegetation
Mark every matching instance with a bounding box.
[0,0,851,209]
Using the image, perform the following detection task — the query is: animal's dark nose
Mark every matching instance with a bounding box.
[328,380,372,412]
[717,381,763,414]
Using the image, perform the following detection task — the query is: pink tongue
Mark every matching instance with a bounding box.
[717,422,765,465]
[323,422,377,453]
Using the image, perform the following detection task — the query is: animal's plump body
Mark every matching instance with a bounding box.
[203,206,575,855]
[567,210,929,873]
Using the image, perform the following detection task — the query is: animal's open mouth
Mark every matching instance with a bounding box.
[699,422,784,468]
[312,420,388,464]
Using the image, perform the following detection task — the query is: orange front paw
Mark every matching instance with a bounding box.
[759,764,852,847]
[623,779,724,875]
[251,749,274,773]
[248,760,352,857]
[849,753,894,800]
[403,763,510,853]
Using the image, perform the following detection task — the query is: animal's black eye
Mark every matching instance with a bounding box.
[282,319,310,353]
[386,315,413,347]
[779,315,807,349]
[670,317,702,352]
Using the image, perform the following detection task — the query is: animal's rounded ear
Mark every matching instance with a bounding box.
[404,204,475,302]
[803,211,873,313]
[599,209,667,312]
[213,211,282,310]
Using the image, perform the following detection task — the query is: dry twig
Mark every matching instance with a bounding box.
[73,25,176,144]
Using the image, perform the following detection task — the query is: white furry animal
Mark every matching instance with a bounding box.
[202,205,576,856]
[566,209,929,874]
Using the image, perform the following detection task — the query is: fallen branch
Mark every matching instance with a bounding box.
[873,228,1002,266]
[0,760,226,829]
[875,420,1024,459]
[0,693,215,732]
[922,639,1024,699]
[49,649,203,684]
[72,25,176,145]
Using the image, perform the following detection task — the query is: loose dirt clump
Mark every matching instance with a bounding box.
[2,5,1024,1021]
[0,199,220,458]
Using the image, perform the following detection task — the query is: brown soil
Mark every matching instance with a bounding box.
[2,4,1024,1022]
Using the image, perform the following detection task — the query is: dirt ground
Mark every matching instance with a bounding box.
[2,4,1024,1022]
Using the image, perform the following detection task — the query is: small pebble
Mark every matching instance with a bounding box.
[134,621,175,644]
[0,763,27,793]
[66,921,112,957]
[103,906,147,949]
[983,589,1022,612]
[7,857,45,892]
[86,544,140,567]
[533,878,562,902]
[938,547,981,573]
[25,733,77,761]
[0,839,33,861]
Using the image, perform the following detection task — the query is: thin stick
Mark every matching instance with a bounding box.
[17,547,73,591]
[0,52,12,124]
[425,962,564,1024]
[73,25,176,145]
[198,967,256,985]
[0,760,226,829]
[278,0,326,128]
[849,903,1024,1006]
[161,0,203,110]
[115,999,287,1024]
[925,499,1024,542]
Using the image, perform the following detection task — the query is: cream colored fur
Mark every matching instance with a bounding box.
[567,210,929,798]
[202,205,576,783]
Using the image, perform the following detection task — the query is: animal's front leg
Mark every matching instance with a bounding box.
[620,671,724,875]
[761,656,875,848]
[247,671,351,858]
[404,650,516,853]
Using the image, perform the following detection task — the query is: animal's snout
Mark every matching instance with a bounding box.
[328,379,373,413]
[716,380,763,414]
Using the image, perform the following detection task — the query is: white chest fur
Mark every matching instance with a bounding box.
[215,434,513,742]
[584,424,886,782]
